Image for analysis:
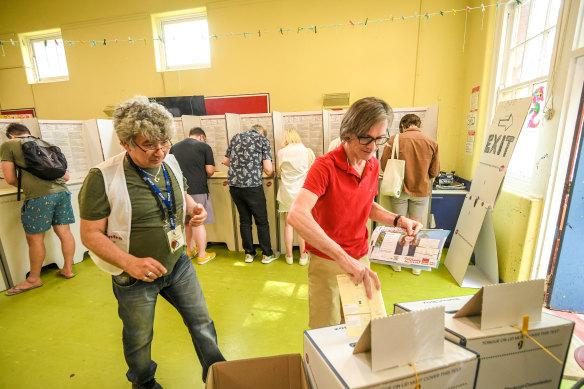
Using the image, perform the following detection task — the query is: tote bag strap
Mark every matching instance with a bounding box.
[391,134,400,159]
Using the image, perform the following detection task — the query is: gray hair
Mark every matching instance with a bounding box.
[251,124,266,136]
[113,96,175,146]
[339,97,393,141]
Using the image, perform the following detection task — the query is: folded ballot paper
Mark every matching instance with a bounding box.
[368,226,450,271]
[336,274,387,337]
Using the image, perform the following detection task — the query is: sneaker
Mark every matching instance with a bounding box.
[197,252,216,265]
[186,247,198,258]
[391,265,402,272]
[244,253,256,263]
[299,255,308,266]
[132,379,163,389]
[261,252,280,264]
[285,256,293,265]
[412,268,422,276]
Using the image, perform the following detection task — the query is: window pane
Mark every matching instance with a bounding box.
[513,1,531,46]
[522,34,543,82]
[527,0,549,39]
[32,38,68,80]
[501,91,514,101]
[515,86,530,98]
[541,28,556,75]
[163,18,210,68]
[546,0,561,29]
[507,44,525,85]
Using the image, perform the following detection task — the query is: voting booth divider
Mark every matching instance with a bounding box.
[0,104,440,290]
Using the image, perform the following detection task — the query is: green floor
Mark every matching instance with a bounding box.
[0,245,578,388]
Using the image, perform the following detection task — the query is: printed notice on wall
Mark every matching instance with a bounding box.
[466,112,477,155]
[470,86,480,112]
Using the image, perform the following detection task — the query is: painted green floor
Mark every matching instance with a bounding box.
[0,245,579,388]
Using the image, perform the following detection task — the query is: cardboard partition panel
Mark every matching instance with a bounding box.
[445,97,532,287]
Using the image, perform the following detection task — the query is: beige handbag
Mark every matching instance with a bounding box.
[380,134,405,197]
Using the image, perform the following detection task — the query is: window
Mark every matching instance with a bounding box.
[494,0,561,186]
[19,30,69,83]
[152,9,211,71]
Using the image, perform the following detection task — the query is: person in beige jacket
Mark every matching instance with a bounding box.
[380,114,439,275]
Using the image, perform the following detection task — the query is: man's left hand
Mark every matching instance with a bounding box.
[398,216,423,236]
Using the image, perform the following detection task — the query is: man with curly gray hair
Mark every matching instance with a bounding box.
[79,96,225,388]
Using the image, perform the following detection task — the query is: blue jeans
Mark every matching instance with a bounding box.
[112,253,224,385]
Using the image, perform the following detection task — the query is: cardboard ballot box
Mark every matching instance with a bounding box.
[205,354,309,389]
[303,314,479,389]
[394,294,474,315]
[392,281,575,389]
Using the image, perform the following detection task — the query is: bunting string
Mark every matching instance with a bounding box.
[0,1,510,53]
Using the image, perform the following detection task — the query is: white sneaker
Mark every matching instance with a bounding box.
[244,253,255,263]
[261,252,280,264]
[391,265,402,272]
[412,268,422,276]
[299,255,308,266]
[285,256,293,265]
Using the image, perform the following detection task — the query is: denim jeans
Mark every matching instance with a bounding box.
[229,185,273,256]
[112,253,224,385]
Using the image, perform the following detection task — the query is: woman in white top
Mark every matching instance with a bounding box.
[277,130,315,265]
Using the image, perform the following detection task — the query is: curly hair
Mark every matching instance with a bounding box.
[339,97,393,141]
[113,96,175,147]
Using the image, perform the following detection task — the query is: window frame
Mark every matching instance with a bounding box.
[152,9,211,72]
[487,0,562,193]
[21,30,69,84]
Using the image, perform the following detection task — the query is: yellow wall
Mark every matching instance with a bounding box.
[0,0,498,174]
[1,0,539,280]
[493,189,543,282]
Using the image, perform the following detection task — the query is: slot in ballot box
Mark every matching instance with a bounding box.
[304,308,479,389]
[392,280,575,389]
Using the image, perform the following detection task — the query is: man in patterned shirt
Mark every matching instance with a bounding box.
[223,124,278,264]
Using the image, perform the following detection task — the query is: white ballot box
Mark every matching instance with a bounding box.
[303,319,479,388]
[394,295,474,315]
[392,281,575,389]
[445,312,573,389]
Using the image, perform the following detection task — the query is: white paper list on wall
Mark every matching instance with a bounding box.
[240,113,275,156]
[172,118,186,145]
[38,120,91,183]
[282,111,324,157]
[200,116,229,171]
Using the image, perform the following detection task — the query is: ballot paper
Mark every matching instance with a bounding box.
[336,274,387,337]
[369,227,450,271]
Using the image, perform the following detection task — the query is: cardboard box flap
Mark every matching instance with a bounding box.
[453,279,545,330]
[205,354,309,389]
[353,306,445,372]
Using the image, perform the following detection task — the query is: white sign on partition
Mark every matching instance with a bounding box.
[445,97,532,287]
[454,279,545,330]
[240,113,275,157]
[278,111,324,157]
[39,120,97,183]
[353,306,445,372]
[182,115,229,172]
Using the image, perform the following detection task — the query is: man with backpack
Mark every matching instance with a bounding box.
[0,123,76,296]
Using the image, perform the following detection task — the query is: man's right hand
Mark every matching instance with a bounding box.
[338,254,381,299]
[124,256,167,282]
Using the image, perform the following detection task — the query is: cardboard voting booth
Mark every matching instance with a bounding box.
[205,354,309,389]
[304,307,479,389]
[392,280,575,389]
[445,97,532,287]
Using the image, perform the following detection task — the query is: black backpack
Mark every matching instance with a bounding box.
[16,137,68,200]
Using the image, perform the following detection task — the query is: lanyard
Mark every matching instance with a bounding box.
[137,163,176,231]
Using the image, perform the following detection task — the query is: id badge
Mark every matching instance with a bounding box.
[167,227,185,253]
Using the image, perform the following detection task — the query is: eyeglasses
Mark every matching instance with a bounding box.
[135,140,173,153]
[357,136,389,146]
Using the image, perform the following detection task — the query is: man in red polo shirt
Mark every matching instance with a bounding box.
[288,97,422,329]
